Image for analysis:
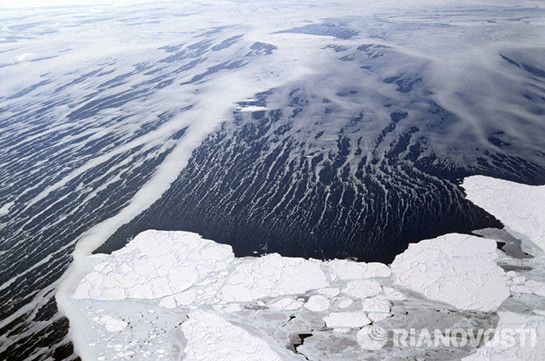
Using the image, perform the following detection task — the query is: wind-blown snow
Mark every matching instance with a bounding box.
[304,295,330,312]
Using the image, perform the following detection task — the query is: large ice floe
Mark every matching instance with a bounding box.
[391,233,509,312]
[463,176,545,253]
[63,175,545,360]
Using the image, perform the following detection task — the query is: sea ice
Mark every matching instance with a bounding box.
[462,176,545,251]
[462,311,545,361]
[391,233,510,312]
[95,315,127,333]
[304,295,330,312]
[327,260,390,280]
[342,279,382,299]
[323,311,371,328]
[181,310,284,361]
[66,175,545,360]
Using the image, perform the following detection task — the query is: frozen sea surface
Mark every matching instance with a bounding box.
[63,175,545,360]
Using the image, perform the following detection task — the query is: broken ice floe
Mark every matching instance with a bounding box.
[66,175,545,360]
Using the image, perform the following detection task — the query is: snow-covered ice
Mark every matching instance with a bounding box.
[67,230,396,360]
[342,279,383,299]
[327,260,391,280]
[323,312,371,328]
[462,311,545,361]
[74,231,329,305]
[304,295,330,312]
[64,175,545,360]
[391,233,510,312]
[462,176,545,251]
[181,310,284,361]
[94,315,127,333]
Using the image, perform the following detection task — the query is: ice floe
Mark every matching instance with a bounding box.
[0,201,14,217]
[65,175,545,360]
[391,233,510,312]
[462,175,545,251]
[327,260,391,280]
[304,295,331,312]
[323,311,371,328]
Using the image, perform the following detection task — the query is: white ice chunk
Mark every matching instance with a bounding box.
[304,295,330,312]
[361,295,390,313]
[95,315,127,333]
[391,233,509,311]
[462,176,545,251]
[323,312,371,328]
[316,287,340,297]
[220,253,329,302]
[342,279,382,299]
[337,298,353,309]
[327,260,390,280]
[73,231,234,300]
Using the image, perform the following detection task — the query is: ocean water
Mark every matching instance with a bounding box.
[1,1,545,360]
